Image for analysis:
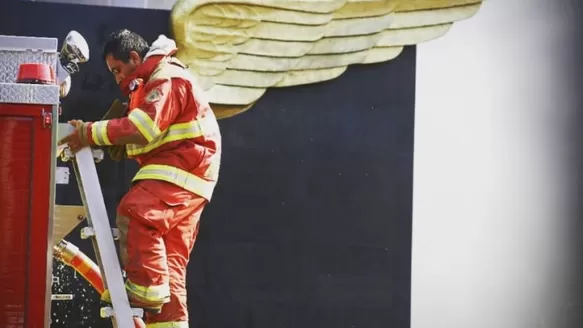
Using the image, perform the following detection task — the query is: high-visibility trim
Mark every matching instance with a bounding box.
[132,164,215,201]
[91,120,112,146]
[146,322,189,328]
[126,120,204,156]
[125,279,170,303]
[204,155,221,180]
[128,108,161,142]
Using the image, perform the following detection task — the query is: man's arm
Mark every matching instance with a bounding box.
[58,78,188,153]
[88,78,186,146]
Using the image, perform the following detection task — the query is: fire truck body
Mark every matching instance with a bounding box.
[0,35,61,328]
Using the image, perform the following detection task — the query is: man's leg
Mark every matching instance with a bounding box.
[145,195,206,327]
[105,181,174,311]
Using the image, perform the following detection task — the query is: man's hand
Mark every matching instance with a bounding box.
[58,119,91,153]
[108,145,126,162]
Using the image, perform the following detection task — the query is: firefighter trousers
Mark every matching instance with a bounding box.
[116,179,206,326]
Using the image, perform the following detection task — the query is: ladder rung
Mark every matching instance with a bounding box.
[80,226,120,240]
[112,228,120,240]
[60,147,104,163]
[80,226,94,239]
[100,306,144,318]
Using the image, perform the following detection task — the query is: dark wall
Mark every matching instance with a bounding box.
[1,2,415,327]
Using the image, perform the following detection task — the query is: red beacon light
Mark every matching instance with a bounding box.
[16,63,56,85]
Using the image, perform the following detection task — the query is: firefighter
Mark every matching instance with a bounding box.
[58,29,221,327]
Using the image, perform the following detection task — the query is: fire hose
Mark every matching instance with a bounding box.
[53,240,145,328]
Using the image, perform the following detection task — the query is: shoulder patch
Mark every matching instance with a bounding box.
[145,88,162,103]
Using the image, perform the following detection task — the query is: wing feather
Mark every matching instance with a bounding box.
[326,13,393,37]
[377,24,453,46]
[275,67,347,87]
[391,3,481,29]
[361,47,404,64]
[395,0,482,12]
[171,0,484,117]
[334,1,399,19]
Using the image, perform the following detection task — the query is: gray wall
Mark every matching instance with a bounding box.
[23,0,176,10]
[412,1,582,327]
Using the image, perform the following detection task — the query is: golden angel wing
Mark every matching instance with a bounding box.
[170,0,483,119]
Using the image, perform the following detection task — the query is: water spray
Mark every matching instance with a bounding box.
[53,240,146,327]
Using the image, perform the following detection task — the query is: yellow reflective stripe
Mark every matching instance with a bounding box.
[146,322,188,328]
[128,108,161,142]
[125,279,170,302]
[91,120,112,146]
[126,120,203,156]
[132,164,215,201]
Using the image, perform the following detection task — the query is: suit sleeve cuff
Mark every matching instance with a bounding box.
[88,121,113,146]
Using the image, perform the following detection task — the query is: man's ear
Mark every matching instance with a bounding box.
[129,51,142,64]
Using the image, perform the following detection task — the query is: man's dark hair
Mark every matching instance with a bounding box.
[102,29,149,62]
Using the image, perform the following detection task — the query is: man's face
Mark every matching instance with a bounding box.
[105,51,142,85]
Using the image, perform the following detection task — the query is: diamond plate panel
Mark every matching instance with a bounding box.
[0,83,59,105]
[0,51,58,84]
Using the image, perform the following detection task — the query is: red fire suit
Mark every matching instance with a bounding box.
[82,53,221,326]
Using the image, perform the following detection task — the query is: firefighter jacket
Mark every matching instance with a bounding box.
[85,56,222,202]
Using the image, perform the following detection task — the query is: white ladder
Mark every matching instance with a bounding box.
[58,123,142,327]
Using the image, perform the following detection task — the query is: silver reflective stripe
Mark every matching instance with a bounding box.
[146,321,189,328]
[132,164,215,201]
[125,279,170,301]
[128,108,161,142]
[126,120,204,156]
[125,131,167,156]
[167,121,203,139]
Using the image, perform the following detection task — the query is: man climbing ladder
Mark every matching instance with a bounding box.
[59,29,222,327]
